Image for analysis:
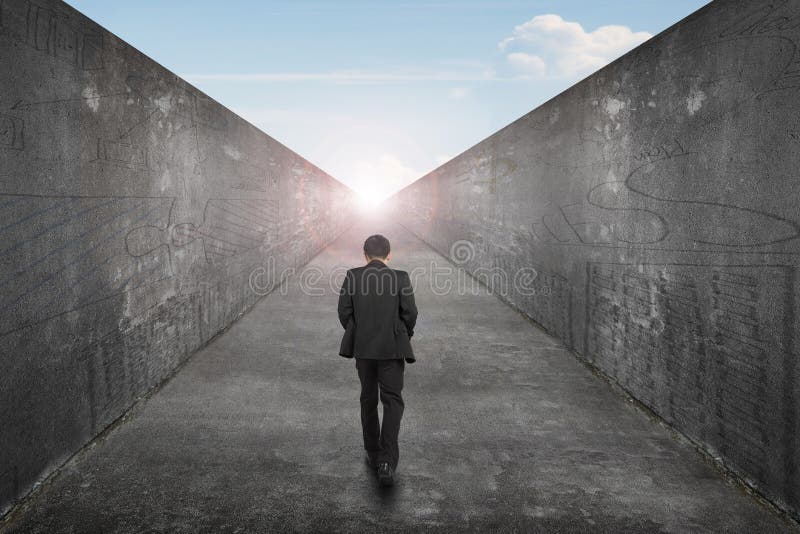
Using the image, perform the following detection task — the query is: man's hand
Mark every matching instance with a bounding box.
[337,269,355,329]
[399,271,417,338]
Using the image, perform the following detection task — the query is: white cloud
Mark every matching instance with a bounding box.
[499,14,652,78]
[506,52,546,77]
[185,68,495,85]
[448,87,470,99]
[231,106,363,129]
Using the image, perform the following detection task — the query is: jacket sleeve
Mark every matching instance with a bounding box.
[337,269,354,329]
[399,271,418,338]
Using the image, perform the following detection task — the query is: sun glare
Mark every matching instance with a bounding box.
[356,189,386,213]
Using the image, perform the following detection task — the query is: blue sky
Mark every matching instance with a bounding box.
[66,0,710,201]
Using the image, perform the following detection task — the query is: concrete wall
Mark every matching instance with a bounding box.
[0,0,356,516]
[389,0,800,518]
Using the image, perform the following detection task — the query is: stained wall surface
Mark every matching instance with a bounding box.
[389,0,800,518]
[0,0,355,515]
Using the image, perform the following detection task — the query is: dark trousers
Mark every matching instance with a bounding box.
[355,358,405,470]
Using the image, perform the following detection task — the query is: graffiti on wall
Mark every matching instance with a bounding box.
[392,0,800,513]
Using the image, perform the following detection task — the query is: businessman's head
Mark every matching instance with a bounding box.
[363,234,391,263]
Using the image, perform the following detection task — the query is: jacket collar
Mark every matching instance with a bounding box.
[366,258,388,267]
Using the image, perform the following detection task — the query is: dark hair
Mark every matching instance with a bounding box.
[363,234,391,259]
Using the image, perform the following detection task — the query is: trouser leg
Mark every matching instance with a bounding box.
[355,358,380,460]
[377,358,405,470]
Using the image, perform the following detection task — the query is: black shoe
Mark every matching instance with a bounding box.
[377,462,394,487]
[365,454,378,470]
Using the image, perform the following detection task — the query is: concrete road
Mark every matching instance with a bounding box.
[2,217,796,533]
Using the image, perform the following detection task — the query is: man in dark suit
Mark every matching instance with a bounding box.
[337,234,418,487]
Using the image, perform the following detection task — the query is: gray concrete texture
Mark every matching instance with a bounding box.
[1,218,796,533]
[0,0,356,516]
[387,0,800,520]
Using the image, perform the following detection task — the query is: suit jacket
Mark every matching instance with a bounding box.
[337,259,418,363]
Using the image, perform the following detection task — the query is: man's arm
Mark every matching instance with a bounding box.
[337,269,354,329]
[399,271,418,338]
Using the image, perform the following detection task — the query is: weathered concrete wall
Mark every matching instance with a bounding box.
[0,0,356,516]
[389,0,800,519]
